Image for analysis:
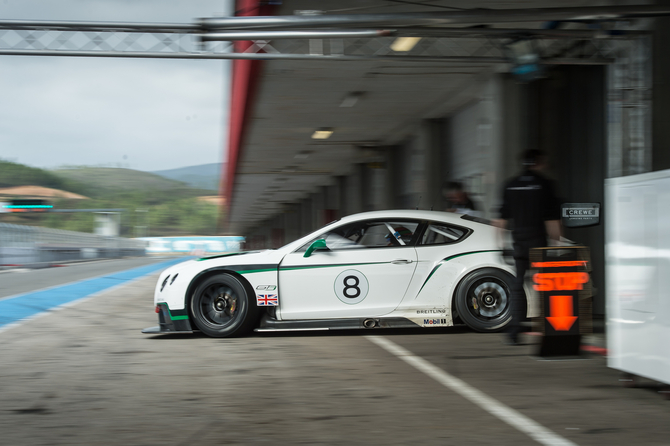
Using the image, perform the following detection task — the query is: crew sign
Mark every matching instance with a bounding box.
[561,203,600,228]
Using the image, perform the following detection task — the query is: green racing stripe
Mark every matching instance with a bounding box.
[278,261,392,272]
[157,302,189,320]
[197,252,248,261]
[237,268,277,274]
[417,250,503,295]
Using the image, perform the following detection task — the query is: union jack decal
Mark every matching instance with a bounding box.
[256,294,278,306]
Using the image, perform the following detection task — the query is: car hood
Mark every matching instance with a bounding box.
[195,249,286,268]
[157,249,287,285]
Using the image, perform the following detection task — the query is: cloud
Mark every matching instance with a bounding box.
[0,0,232,171]
[0,0,231,22]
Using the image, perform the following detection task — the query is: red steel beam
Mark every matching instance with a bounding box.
[221,0,275,232]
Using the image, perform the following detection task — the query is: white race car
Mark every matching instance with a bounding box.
[143,210,531,337]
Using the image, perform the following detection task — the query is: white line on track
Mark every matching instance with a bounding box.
[0,268,30,274]
[366,335,578,446]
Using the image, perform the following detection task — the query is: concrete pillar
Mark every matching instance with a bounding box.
[500,75,529,180]
[439,120,452,212]
[369,161,390,210]
[385,145,402,209]
[312,189,325,229]
[324,183,339,222]
[398,119,444,211]
[341,175,351,216]
[335,175,346,218]
[483,78,504,218]
[439,77,502,218]
[394,141,416,209]
[300,198,312,235]
[411,126,429,210]
[361,163,373,212]
[344,165,363,215]
[270,214,285,248]
[426,119,444,211]
[261,220,271,249]
[248,220,270,250]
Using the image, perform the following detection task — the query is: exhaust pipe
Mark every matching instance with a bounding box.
[363,319,378,329]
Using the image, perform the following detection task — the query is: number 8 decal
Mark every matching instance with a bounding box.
[343,275,360,298]
[335,269,369,304]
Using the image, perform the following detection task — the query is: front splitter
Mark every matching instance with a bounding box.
[142,325,193,335]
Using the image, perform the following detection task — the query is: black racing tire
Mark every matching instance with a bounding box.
[190,273,257,338]
[454,268,514,333]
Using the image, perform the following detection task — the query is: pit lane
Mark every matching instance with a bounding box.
[0,259,668,446]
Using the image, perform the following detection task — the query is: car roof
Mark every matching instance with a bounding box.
[337,209,470,224]
[277,209,492,253]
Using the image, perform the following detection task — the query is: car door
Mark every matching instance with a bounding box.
[399,220,475,307]
[277,219,420,320]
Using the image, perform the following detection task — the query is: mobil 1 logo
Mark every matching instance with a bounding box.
[334,269,369,305]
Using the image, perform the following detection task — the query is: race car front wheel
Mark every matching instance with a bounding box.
[190,273,257,337]
[454,268,514,333]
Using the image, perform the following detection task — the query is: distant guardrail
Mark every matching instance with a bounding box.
[139,236,245,255]
[0,223,147,266]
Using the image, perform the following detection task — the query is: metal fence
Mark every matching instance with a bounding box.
[0,223,147,266]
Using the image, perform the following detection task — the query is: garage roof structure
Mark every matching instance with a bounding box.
[223,0,661,235]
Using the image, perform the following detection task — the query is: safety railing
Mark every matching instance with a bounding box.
[0,223,147,266]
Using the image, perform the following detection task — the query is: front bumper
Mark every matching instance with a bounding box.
[142,303,193,334]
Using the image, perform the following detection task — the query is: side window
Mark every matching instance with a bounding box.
[386,222,417,246]
[299,220,419,251]
[356,222,391,247]
[420,223,469,245]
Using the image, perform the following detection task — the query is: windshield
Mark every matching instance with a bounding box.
[276,218,341,251]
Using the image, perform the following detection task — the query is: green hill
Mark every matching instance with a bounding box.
[0,160,84,193]
[151,163,221,191]
[0,161,221,236]
[52,167,211,199]
[50,167,220,235]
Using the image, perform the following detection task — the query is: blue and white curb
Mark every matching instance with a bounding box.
[0,257,187,333]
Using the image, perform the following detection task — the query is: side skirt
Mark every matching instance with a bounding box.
[142,325,193,335]
[255,313,420,332]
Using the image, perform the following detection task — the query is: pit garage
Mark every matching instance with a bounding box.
[2,3,670,443]
[221,0,670,320]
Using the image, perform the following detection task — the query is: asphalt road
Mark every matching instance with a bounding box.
[0,256,183,299]
[0,260,668,445]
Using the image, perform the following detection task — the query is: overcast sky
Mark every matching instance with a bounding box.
[0,0,233,172]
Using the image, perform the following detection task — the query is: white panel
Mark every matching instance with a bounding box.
[447,79,501,219]
[451,101,482,177]
[606,170,670,385]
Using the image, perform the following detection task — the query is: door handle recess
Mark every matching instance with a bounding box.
[392,259,413,264]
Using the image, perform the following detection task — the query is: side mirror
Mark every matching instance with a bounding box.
[304,238,329,258]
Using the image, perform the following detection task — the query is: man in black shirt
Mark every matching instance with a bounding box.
[495,149,562,344]
[443,181,477,215]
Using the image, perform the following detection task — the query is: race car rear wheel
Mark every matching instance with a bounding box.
[190,273,257,337]
[454,268,514,333]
